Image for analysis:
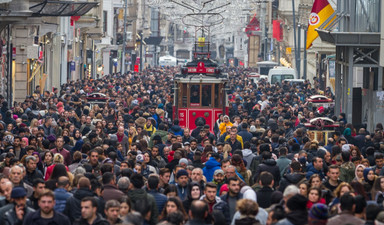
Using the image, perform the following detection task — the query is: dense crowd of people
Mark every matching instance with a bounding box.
[0,67,383,225]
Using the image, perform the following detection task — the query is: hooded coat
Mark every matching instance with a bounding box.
[203,157,222,182]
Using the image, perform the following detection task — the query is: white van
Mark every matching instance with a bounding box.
[248,73,268,83]
[268,67,297,84]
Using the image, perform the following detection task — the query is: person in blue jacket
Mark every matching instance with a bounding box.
[203,153,222,182]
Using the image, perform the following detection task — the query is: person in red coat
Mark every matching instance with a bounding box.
[307,187,326,209]
[50,137,71,166]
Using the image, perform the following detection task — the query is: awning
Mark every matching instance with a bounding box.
[29,0,98,17]
[144,36,163,45]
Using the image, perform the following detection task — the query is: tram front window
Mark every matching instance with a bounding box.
[202,85,211,106]
[190,85,200,105]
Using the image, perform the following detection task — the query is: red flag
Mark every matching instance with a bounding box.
[273,20,283,41]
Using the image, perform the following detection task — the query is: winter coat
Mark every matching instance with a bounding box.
[102,184,125,202]
[203,157,222,182]
[73,214,110,225]
[257,186,277,209]
[22,209,70,225]
[169,125,184,136]
[235,217,262,225]
[200,195,230,224]
[275,210,308,225]
[4,206,35,225]
[276,156,291,177]
[238,130,253,143]
[254,159,281,187]
[63,188,104,223]
[147,190,167,214]
[54,188,72,213]
[127,188,158,225]
[242,149,256,169]
[305,163,325,180]
[149,130,168,148]
[339,161,356,183]
[278,172,306,192]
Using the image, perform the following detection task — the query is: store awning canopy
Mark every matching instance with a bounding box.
[30,0,98,17]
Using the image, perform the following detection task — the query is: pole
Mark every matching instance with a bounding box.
[303,27,307,80]
[292,0,298,73]
[297,24,301,78]
[139,31,143,72]
[121,0,128,74]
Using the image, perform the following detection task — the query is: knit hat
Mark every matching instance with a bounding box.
[176,169,189,179]
[179,158,188,166]
[309,203,328,220]
[219,184,229,196]
[11,186,27,198]
[286,194,307,211]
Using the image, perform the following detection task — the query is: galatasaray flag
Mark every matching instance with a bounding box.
[306,0,335,49]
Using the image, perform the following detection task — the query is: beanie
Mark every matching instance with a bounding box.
[176,169,189,179]
[309,203,328,220]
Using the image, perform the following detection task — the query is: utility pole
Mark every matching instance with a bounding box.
[297,24,301,78]
[292,0,299,74]
[140,31,143,72]
[121,0,128,74]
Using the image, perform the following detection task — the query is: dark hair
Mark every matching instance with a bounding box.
[33,178,45,187]
[341,151,350,162]
[50,163,68,180]
[130,173,144,189]
[147,175,159,190]
[340,193,354,211]
[205,182,217,190]
[259,171,274,186]
[366,204,381,221]
[354,195,367,214]
[243,141,251,149]
[102,172,115,185]
[227,176,239,185]
[164,184,178,196]
[81,196,98,208]
[159,197,187,221]
[271,205,285,221]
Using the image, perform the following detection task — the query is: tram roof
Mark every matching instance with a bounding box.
[174,73,228,83]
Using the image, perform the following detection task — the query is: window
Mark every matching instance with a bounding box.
[103,11,107,34]
[202,85,212,107]
[271,74,294,84]
[190,85,200,106]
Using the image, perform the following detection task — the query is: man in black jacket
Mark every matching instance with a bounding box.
[254,151,281,188]
[63,177,104,223]
[256,171,278,209]
[73,197,109,225]
[22,190,70,225]
[3,186,35,225]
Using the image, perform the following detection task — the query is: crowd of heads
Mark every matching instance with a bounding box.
[0,67,383,225]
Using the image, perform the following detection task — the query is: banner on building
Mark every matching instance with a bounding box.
[272,20,283,42]
[306,0,335,49]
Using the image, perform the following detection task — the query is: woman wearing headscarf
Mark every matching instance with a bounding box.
[182,182,202,213]
[363,167,376,200]
[353,164,366,183]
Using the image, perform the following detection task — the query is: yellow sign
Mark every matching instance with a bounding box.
[198,37,205,47]
[286,47,292,54]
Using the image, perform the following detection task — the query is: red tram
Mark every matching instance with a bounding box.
[173,43,228,132]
